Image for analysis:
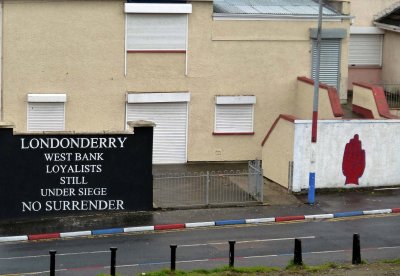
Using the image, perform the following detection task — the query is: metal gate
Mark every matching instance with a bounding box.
[153,161,263,208]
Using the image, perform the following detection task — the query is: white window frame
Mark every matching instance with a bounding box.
[214,96,256,135]
[27,94,66,132]
[124,3,192,14]
[127,92,190,103]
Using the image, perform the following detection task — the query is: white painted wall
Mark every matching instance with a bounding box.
[292,119,400,192]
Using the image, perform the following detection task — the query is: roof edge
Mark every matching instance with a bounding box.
[374,1,400,21]
[213,13,353,20]
[374,22,400,33]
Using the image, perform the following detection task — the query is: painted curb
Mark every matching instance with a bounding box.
[245,218,275,224]
[333,211,363,218]
[304,214,334,220]
[215,219,246,226]
[92,228,124,235]
[154,224,185,231]
[124,226,155,233]
[28,233,60,240]
[392,208,400,213]
[275,215,305,222]
[60,231,92,238]
[0,235,28,242]
[1,207,399,243]
[363,209,392,215]
[185,222,215,228]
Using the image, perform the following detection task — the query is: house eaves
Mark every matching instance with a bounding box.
[374,22,400,33]
[213,13,352,21]
[213,0,353,21]
[374,2,400,33]
[213,0,351,20]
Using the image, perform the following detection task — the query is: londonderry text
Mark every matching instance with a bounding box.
[20,137,128,149]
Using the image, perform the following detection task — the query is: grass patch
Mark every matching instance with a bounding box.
[285,259,308,271]
[135,258,400,276]
[143,266,279,276]
[141,269,187,276]
[382,258,400,265]
[285,259,344,273]
[302,262,339,273]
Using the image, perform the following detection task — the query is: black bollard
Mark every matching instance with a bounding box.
[352,233,361,265]
[170,244,177,271]
[293,239,303,266]
[110,247,117,276]
[49,250,56,276]
[229,240,236,267]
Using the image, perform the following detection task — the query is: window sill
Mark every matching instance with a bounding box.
[213,132,255,136]
[349,65,382,69]
[127,50,186,53]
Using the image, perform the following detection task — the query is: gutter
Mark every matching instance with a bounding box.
[213,13,354,21]
[374,22,400,33]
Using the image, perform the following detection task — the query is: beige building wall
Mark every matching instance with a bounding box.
[189,19,349,161]
[3,0,126,132]
[347,0,399,92]
[261,118,295,188]
[349,0,400,26]
[382,31,400,84]
[294,80,341,119]
[352,85,381,118]
[2,0,350,162]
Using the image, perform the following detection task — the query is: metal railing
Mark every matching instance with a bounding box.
[153,161,263,208]
[378,83,400,109]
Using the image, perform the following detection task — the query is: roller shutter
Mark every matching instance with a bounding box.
[215,104,254,133]
[27,102,65,131]
[349,34,383,66]
[126,14,188,51]
[312,39,341,89]
[126,102,188,164]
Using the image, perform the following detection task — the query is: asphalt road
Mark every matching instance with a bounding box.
[1,213,400,275]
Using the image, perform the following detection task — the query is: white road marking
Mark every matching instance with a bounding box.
[1,236,317,261]
[179,236,315,247]
[0,250,109,260]
[4,245,400,275]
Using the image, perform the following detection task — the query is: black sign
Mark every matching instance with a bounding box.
[0,126,153,219]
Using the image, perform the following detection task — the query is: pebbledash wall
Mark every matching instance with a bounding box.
[1,0,350,163]
[291,119,400,192]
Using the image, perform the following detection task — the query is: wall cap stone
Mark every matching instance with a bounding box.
[127,120,156,128]
[0,121,15,128]
[14,131,135,135]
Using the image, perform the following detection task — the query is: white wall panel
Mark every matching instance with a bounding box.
[292,120,400,191]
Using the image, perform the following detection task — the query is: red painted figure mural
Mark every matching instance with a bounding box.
[342,134,366,185]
